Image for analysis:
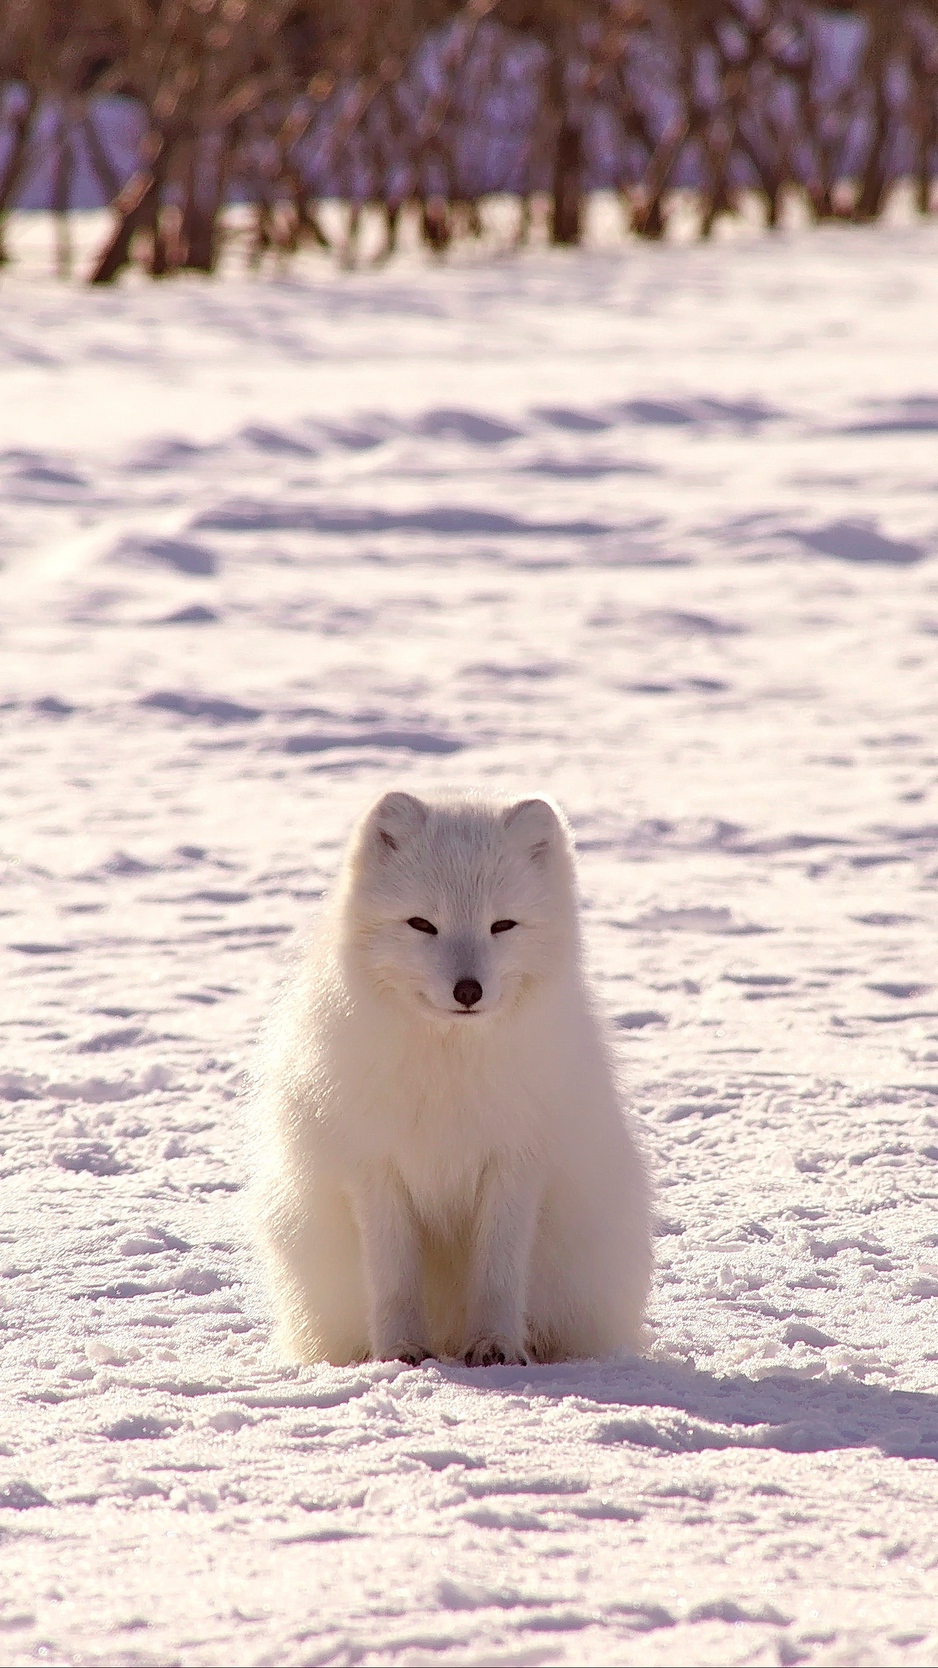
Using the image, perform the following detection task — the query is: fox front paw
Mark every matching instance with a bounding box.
[463,1336,529,1368]
[375,1341,433,1367]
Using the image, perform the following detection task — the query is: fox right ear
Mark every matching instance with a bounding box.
[503,796,562,864]
[369,791,428,854]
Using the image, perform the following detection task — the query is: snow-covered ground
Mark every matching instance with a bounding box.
[2,210,938,1668]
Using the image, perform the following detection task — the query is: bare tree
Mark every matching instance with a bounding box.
[1,0,937,278]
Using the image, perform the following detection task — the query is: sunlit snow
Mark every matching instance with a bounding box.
[1,211,938,1667]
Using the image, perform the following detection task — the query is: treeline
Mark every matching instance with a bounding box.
[1,0,937,280]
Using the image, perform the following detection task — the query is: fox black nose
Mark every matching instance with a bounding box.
[453,978,483,1009]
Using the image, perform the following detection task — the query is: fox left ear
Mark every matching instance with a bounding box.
[368,790,428,855]
[503,796,561,864]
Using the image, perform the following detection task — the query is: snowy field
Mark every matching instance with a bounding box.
[2,209,938,1668]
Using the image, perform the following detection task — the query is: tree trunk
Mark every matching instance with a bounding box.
[631,116,688,238]
[735,122,784,229]
[53,108,74,279]
[853,17,892,222]
[373,200,401,264]
[88,138,169,285]
[180,133,223,273]
[910,82,935,216]
[633,192,665,238]
[248,197,273,268]
[284,167,331,250]
[420,194,451,252]
[0,86,38,265]
[550,121,583,245]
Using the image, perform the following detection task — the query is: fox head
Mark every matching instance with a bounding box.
[337,791,580,1026]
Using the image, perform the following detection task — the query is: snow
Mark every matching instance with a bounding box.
[2,210,938,1666]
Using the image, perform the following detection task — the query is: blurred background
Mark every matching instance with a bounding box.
[0,0,936,280]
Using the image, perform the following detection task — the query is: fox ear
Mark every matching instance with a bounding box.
[369,790,428,854]
[503,796,561,864]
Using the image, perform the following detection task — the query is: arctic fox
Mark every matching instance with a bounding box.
[250,790,652,1366]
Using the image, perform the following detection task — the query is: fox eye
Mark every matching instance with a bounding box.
[491,919,518,935]
[407,917,438,935]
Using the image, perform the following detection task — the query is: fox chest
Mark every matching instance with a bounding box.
[373,1072,532,1211]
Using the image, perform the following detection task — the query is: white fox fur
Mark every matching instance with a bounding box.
[249,789,652,1367]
